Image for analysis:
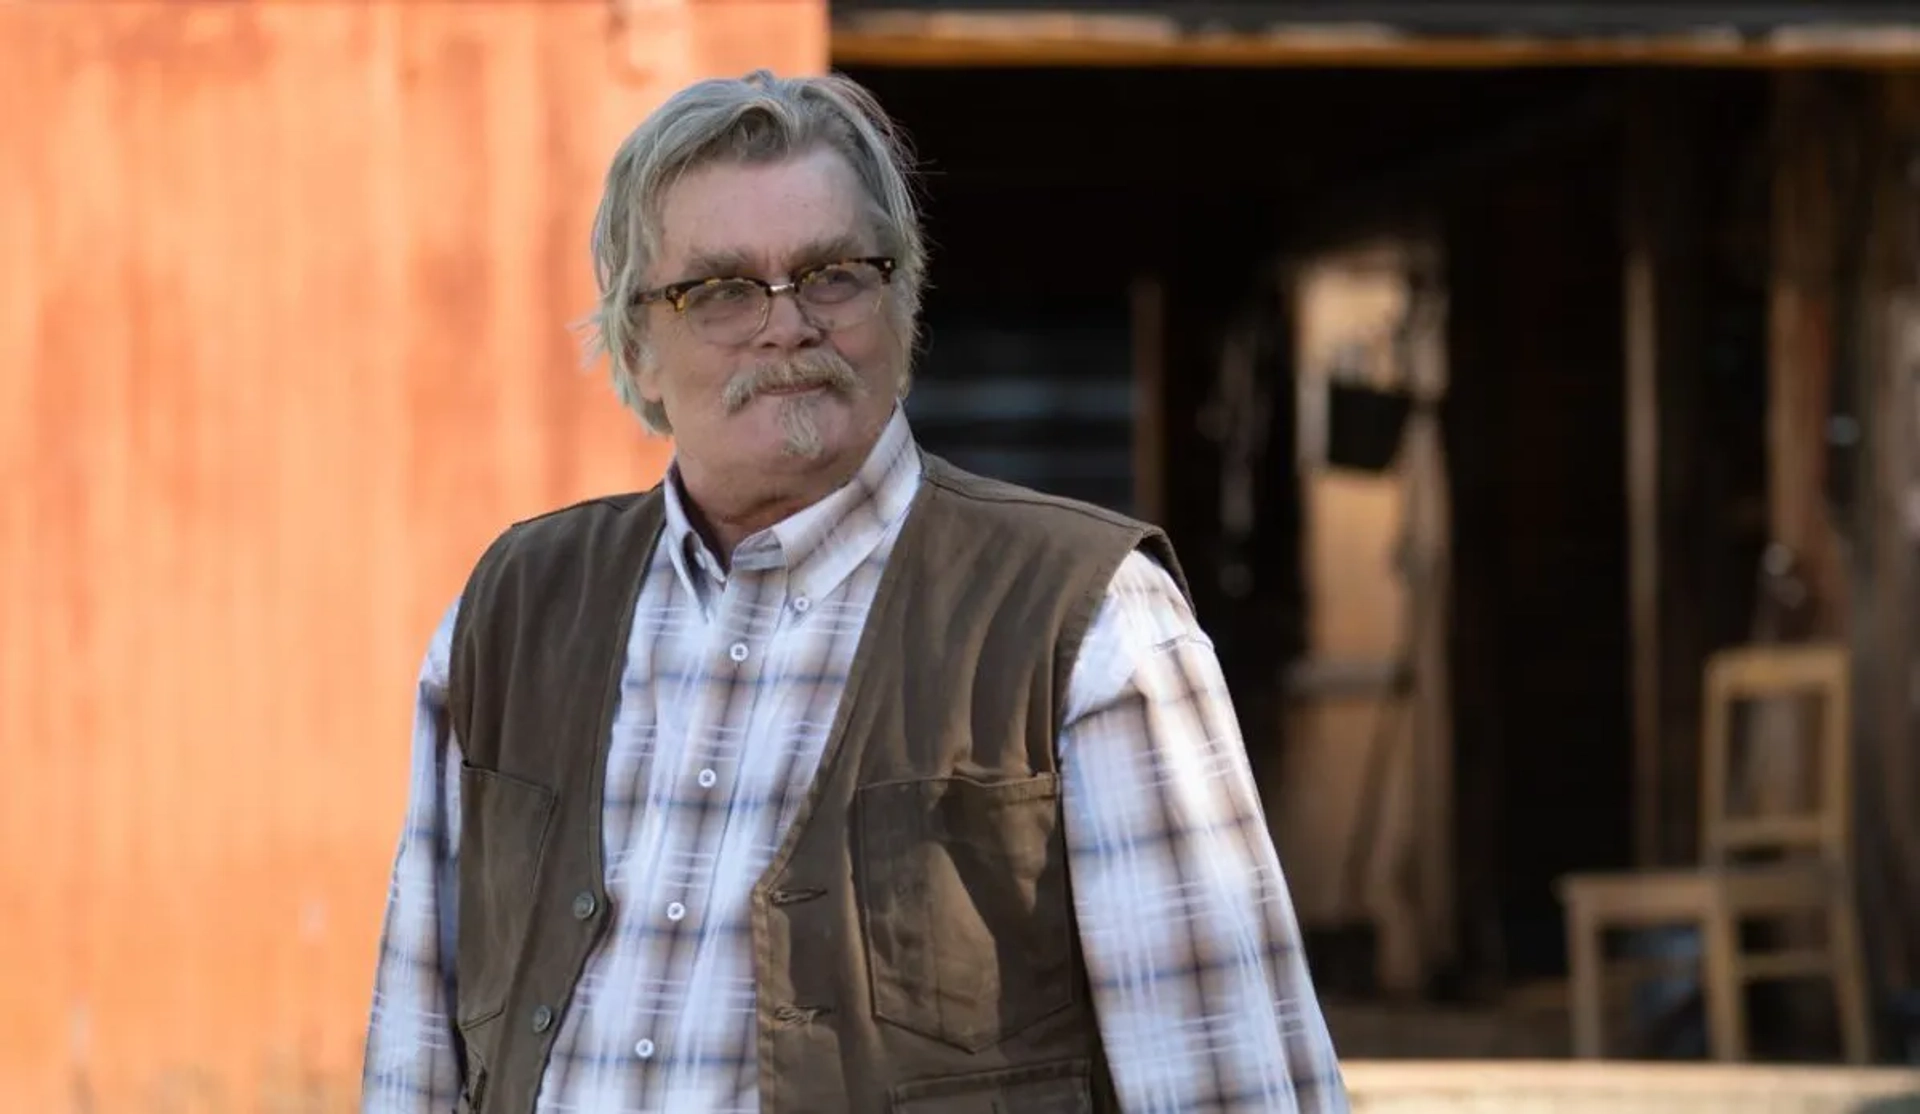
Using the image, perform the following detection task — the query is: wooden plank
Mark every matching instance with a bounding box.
[1745,72,1859,1046]
[1624,206,1663,869]
[1768,73,1850,639]
[1130,273,1167,523]
[1870,294,1920,993]
[1621,76,1713,868]
[1860,71,1920,995]
[1738,80,1853,957]
[832,11,1920,68]
[0,3,824,1111]
[1402,267,1456,980]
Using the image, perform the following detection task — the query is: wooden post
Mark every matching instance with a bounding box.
[1740,74,1856,862]
[1756,68,1920,1049]
[1404,263,1457,979]
[1859,71,1920,995]
[1622,76,1711,867]
[1769,74,1850,639]
[1624,207,1662,868]
[1131,274,1168,524]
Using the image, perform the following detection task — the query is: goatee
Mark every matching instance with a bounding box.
[775,394,826,459]
[722,349,865,460]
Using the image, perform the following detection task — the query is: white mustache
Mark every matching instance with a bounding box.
[722,353,862,414]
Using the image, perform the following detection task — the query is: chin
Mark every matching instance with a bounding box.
[758,393,845,462]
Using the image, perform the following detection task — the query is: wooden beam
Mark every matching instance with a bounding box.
[833,12,1920,69]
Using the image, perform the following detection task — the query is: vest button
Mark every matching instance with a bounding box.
[572,891,598,920]
[531,1004,554,1033]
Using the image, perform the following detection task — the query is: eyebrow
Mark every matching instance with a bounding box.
[677,235,870,284]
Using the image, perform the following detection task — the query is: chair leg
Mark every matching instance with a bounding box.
[1701,907,1749,1062]
[1567,901,1607,1059]
[1829,904,1873,1064]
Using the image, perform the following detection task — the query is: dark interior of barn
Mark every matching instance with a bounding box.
[839,61,1779,1013]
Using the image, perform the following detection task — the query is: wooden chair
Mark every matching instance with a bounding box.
[1556,642,1871,1063]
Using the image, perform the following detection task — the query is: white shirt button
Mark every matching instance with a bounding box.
[696,768,717,788]
[728,642,749,662]
[634,1038,655,1059]
[666,901,687,922]
[792,595,811,613]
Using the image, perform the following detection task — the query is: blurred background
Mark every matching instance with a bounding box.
[9,1,1920,1110]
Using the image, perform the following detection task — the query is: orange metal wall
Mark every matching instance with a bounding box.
[0,3,825,1110]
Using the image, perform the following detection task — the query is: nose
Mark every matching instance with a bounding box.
[756,287,823,351]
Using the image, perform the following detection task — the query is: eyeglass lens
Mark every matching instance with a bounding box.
[681,261,886,342]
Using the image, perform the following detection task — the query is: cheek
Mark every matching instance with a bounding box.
[838,316,906,378]
[647,333,730,402]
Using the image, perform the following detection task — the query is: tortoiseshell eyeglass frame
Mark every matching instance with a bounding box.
[631,256,898,314]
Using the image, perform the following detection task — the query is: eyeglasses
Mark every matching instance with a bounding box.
[634,256,897,346]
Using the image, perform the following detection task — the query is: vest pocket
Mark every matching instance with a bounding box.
[453,1012,497,1113]
[857,774,1075,1053]
[454,765,556,1031]
[453,1060,487,1114]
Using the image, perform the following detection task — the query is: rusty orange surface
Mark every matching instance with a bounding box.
[0,3,825,1110]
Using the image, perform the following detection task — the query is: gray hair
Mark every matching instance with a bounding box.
[582,69,927,434]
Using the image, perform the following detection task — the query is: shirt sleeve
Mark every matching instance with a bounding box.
[1060,549,1348,1113]
[360,600,466,1113]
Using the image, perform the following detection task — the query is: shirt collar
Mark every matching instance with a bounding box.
[661,405,921,604]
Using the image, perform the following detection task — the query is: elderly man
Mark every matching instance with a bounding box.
[359,70,1345,1114]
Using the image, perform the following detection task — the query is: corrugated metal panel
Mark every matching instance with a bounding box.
[0,3,823,1110]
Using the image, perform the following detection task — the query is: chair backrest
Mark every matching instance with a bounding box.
[1697,642,1852,868]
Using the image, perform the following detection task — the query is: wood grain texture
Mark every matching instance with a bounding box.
[0,3,824,1109]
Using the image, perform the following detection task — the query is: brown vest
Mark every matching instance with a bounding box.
[446,453,1190,1114]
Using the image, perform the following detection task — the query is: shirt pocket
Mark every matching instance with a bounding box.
[890,1058,1093,1114]
[856,773,1076,1053]
[454,765,556,1033]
